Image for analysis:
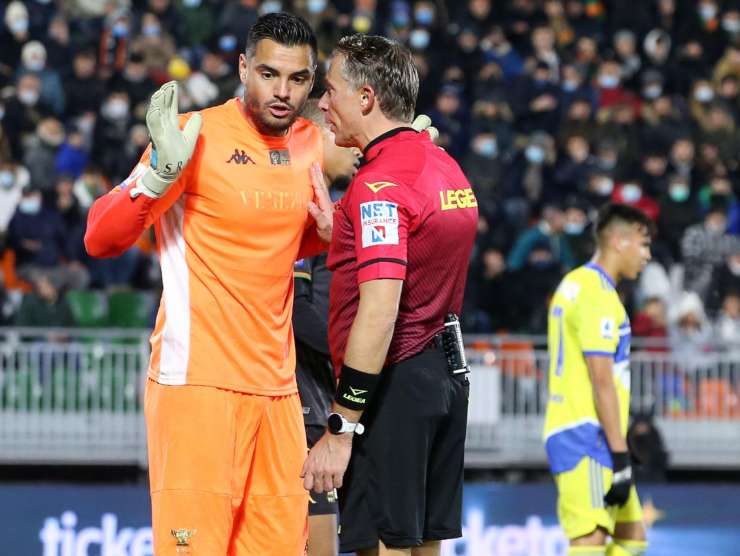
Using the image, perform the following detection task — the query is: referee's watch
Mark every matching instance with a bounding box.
[327,413,365,436]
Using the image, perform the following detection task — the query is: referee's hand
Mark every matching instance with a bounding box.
[301,431,352,494]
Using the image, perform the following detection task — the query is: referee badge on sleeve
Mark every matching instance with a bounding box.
[359,201,399,247]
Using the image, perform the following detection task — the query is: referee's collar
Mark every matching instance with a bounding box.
[362,126,416,162]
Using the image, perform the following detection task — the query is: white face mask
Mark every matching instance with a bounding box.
[621,183,642,203]
[724,18,740,33]
[729,259,740,275]
[104,99,129,120]
[695,86,715,103]
[18,89,39,106]
[595,177,614,196]
[259,0,282,15]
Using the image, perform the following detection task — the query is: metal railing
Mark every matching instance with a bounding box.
[1,329,739,469]
[465,336,740,469]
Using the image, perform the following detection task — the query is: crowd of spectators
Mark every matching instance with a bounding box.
[0,0,739,346]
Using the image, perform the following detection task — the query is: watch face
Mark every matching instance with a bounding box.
[328,413,343,434]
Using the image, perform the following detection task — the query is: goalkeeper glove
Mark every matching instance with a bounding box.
[603,451,633,507]
[411,114,439,143]
[131,81,202,199]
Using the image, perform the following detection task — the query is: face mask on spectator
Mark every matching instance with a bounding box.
[9,19,28,35]
[25,58,45,72]
[142,24,161,37]
[260,0,282,15]
[695,86,715,103]
[409,29,430,50]
[723,18,740,33]
[564,221,585,235]
[19,197,41,214]
[474,138,498,158]
[112,22,128,38]
[643,85,662,99]
[18,89,39,106]
[307,0,327,14]
[699,4,718,21]
[562,79,579,92]
[525,145,545,164]
[182,0,201,7]
[219,35,237,51]
[729,260,740,275]
[669,184,690,202]
[598,74,619,89]
[0,171,14,189]
[595,177,614,196]
[621,183,642,203]
[415,7,435,26]
[103,99,129,120]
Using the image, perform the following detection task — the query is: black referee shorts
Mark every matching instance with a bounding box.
[338,347,469,552]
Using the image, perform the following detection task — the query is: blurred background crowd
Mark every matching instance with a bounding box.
[1,0,740,352]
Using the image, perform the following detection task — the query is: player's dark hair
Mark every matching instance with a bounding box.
[333,34,419,122]
[245,12,317,67]
[595,203,654,243]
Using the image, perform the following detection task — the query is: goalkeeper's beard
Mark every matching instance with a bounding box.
[243,93,300,135]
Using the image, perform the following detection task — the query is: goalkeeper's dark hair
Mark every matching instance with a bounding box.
[595,203,654,244]
[245,12,318,67]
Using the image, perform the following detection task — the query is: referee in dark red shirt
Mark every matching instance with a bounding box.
[302,34,478,556]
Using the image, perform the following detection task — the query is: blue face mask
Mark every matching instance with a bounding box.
[669,185,690,202]
[409,29,430,50]
[564,222,585,235]
[182,0,201,7]
[260,1,283,15]
[415,8,434,26]
[112,22,128,38]
[475,138,498,158]
[219,35,237,51]
[525,145,545,164]
[19,197,42,215]
[307,0,327,14]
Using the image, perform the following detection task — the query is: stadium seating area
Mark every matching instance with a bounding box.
[0,0,740,344]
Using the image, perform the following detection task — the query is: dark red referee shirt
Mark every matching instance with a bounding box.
[327,127,478,372]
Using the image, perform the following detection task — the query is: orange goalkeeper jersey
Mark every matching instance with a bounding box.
[85,98,326,395]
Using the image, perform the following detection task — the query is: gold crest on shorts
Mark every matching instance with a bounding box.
[171,528,197,549]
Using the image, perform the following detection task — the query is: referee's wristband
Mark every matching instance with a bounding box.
[334,364,380,411]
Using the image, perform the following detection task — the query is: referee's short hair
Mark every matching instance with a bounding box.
[245,12,318,67]
[595,203,654,243]
[333,34,419,122]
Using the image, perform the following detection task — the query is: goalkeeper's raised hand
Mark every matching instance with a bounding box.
[411,114,439,143]
[131,81,202,199]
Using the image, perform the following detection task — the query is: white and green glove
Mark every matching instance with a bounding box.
[131,81,202,199]
[411,114,439,143]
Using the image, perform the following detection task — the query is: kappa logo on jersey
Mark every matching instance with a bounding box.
[360,201,399,247]
[226,149,256,165]
[365,181,399,193]
[600,317,615,340]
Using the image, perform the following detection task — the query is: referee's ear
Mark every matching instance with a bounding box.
[359,85,376,115]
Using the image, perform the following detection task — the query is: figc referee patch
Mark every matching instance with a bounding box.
[360,201,399,247]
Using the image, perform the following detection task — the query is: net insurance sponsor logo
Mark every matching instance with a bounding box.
[39,511,152,556]
[442,509,567,556]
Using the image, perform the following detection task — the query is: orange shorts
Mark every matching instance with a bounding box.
[145,379,308,555]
